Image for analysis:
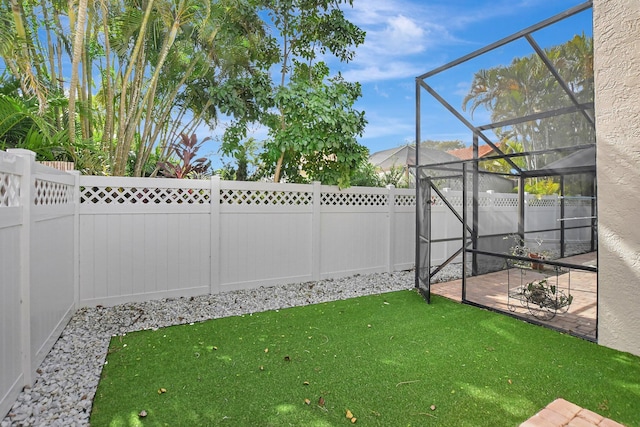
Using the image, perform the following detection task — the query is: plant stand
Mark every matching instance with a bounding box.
[507,262,572,321]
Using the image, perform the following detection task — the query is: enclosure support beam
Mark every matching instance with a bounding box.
[560,176,566,258]
[518,175,525,244]
[416,1,593,80]
[472,134,479,276]
[525,34,595,127]
[417,80,522,173]
[591,175,597,253]
[414,79,422,293]
[462,163,468,302]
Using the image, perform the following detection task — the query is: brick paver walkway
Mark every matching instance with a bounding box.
[430,252,598,340]
[520,398,626,426]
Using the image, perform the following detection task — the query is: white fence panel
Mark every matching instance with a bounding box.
[0,152,24,419]
[391,191,416,271]
[29,164,76,373]
[425,191,593,266]
[77,178,418,302]
[218,181,314,290]
[78,177,211,306]
[564,197,595,245]
[320,191,389,277]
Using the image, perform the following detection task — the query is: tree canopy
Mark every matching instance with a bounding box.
[0,0,368,185]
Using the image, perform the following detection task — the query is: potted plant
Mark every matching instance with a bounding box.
[505,235,553,270]
[524,278,573,314]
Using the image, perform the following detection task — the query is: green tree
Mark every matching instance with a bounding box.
[0,94,103,173]
[351,161,381,187]
[478,139,525,174]
[263,62,367,187]
[421,139,465,151]
[221,0,367,187]
[221,137,261,181]
[0,0,272,176]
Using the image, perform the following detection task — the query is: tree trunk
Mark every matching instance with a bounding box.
[113,0,155,176]
[68,0,90,145]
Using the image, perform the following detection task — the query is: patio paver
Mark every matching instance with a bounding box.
[430,252,597,340]
[519,399,626,427]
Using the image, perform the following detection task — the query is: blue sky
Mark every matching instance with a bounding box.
[210,0,592,163]
[341,0,592,155]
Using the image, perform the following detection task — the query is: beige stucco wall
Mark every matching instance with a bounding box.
[593,0,640,356]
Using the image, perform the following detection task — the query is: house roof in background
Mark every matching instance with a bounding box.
[369,144,460,171]
[446,143,501,160]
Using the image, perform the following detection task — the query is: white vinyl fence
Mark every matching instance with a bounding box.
[0,148,593,419]
[0,150,77,419]
[77,177,416,306]
[429,189,594,264]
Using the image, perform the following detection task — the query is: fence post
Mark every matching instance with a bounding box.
[387,185,396,273]
[7,149,34,386]
[71,171,80,308]
[210,176,221,294]
[311,181,322,281]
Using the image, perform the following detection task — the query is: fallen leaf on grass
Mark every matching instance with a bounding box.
[158,388,167,394]
[264,348,269,353]
[508,379,512,384]
[304,399,311,405]
[318,397,325,407]
[303,381,310,386]
[138,410,147,418]
[430,405,436,411]
[351,417,357,423]
[346,410,353,419]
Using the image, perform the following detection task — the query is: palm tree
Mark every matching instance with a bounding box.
[4,0,48,111]
[463,36,594,171]
[68,0,91,145]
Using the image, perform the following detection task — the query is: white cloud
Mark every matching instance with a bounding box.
[337,1,461,83]
[368,15,427,56]
[341,62,424,83]
[454,81,471,97]
[336,0,563,84]
[374,85,389,98]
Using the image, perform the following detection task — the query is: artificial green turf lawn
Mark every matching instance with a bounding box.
[91,291,640,427]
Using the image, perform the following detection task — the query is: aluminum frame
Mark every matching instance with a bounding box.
[414,1,597,341]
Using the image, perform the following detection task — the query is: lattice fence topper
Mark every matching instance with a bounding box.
[527,197,558,207]
[433,195,467,207]
[220,189,313,205]
[564,197,594,207]
[0,172,20,207]
[80,186,210,204]
[395,194,416,207]
[34,179,74,206]
[493,197,519,208]
[321,192,388,206]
